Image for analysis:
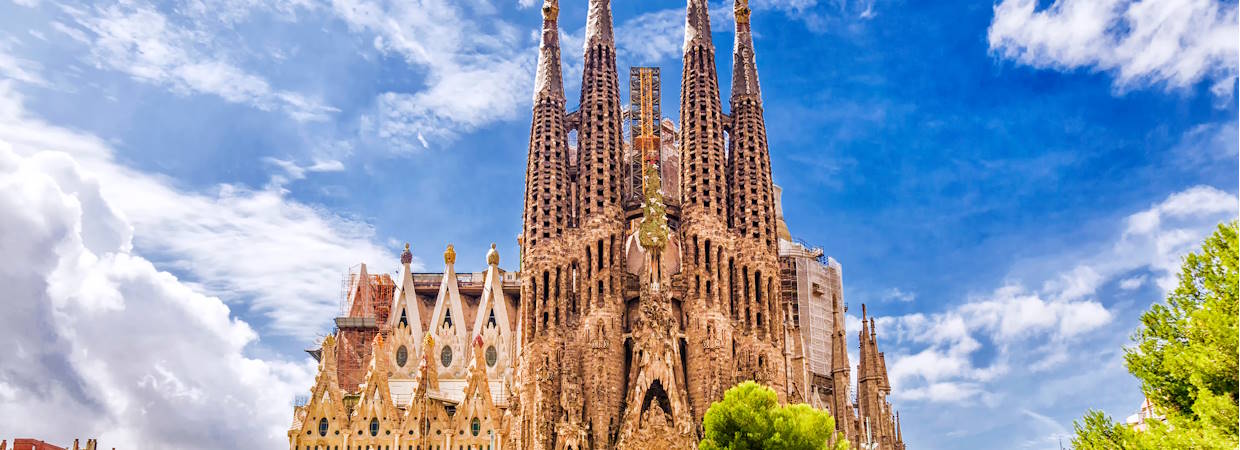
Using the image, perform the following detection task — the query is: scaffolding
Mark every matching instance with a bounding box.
[628,67,661,201]
[337,263,396,328]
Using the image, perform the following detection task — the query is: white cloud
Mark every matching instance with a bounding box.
[988,0,1239,97]
[963,284,1111,341]
[329,0,535,150]
[1118,275,1146,290]
[900,381,985,404]
[174,0,317,26]
[1171,121,1239,167]
[0,42,47,86]
[1119,185,1237,290]
[263,156,347,189]
[616,7,687,63]
[0,82,403,338]
[882,287,916,302]
[60,1,337,121]
[0,142,314,448]
[612,3,737,65]
[875,183,1235,405]
[1019,408,1072,447]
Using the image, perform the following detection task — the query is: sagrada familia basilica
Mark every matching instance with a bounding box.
[289,0,905,449]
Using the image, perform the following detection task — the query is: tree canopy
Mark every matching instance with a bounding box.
[700,381,849,450]
[1072,221,1239,449]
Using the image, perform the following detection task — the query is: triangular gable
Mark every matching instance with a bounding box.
[295,335,348,443]
[388,243,423,337]
[428,245,469,376]
[459,336,495,413]
[471,250,512,338]
[429,245,468,339]
[472,249,514,379]
[398,334,452,443]
[454,336,498,446]
[388,244,425,379]
[349,335,400,441]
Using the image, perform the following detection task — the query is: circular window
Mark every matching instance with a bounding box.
[318,418,328,437]
[485,345,498,367]
[396,345,408,367]
[369,418,379,437]
[471,418,481,436]
[440,345,453,367]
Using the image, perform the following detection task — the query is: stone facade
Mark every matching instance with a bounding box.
[290,243,518,450]
[289,1,906,449]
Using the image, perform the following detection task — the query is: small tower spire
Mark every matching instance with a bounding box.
[584,0,614,49]
[684,0,713,49]
[731,0,761,99]
[679,0,728,220]
[533,0,564,102]
[523,0,570,245]
[577,0,624,219]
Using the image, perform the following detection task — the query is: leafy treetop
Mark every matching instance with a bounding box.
[700,381,849,450]
[1073,221,1238,450]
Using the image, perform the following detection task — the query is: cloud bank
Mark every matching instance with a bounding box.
[0,140,313,448]
[988,0,1239,97]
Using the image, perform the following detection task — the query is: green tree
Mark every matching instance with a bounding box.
[1073,221,1239,449]
[700,381,849,450]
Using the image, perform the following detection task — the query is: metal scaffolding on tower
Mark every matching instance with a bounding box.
[628,66,661,201]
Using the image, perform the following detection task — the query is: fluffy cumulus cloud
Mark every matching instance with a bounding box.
[0,141,313,447]
[872,183,1237,405]
[0,82,400,338]
[988,0,1239,97]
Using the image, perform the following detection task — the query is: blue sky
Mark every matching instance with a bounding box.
[0,0,1236,448]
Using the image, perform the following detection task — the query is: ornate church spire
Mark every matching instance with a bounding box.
[679,0,727,220]
[728,0,777,250]
[584,0,614,48]
[830,293,854,443]
[577,0,624,220]
[731,0,761,99]
[522,0,570,247]
[532,0,564,102]
[684,0,712,49]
